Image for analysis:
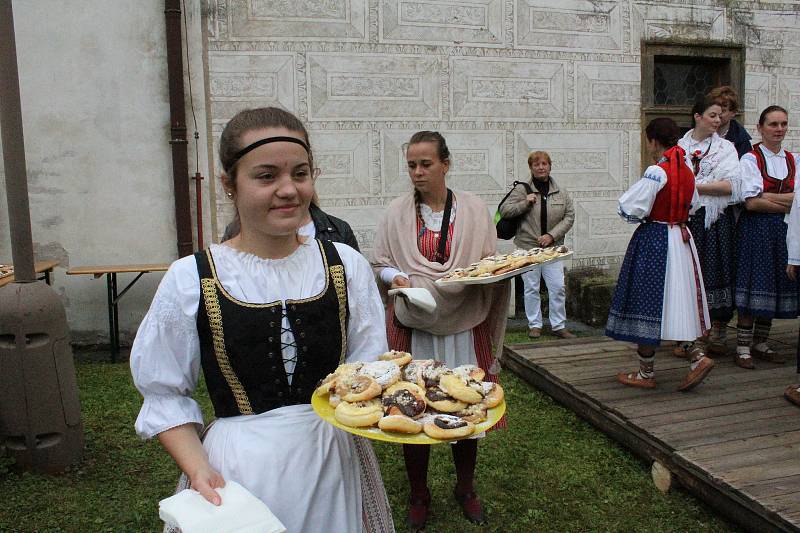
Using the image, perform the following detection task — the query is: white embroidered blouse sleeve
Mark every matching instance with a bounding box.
[337,244,389,363]
[739,154,763,200]
[788,189,800,266]
[130,257,204,440]
[719,141,744,204]
[618,165,667,223]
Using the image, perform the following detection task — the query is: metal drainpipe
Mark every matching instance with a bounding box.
[165,0,194,257]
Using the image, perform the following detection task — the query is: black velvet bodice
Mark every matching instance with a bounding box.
[195,240,348,418]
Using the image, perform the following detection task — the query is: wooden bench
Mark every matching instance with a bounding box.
[67,263,169,362]
[0,259,60,288]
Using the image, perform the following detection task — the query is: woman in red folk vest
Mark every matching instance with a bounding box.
[735,105,799,368]
[606,117,714,391]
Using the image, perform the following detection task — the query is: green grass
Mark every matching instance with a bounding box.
[0,352,735,533]
[503,325,598,345]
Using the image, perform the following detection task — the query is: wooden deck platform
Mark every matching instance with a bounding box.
[503,321,800,533]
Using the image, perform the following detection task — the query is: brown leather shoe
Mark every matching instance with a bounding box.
[734,353,755,369]
[752,345,786,363]
[552,328,576,339]
[528,327,541,339]
[677,357,715,392]
[784,385,800,407]
[617,371,656,389]
[672,346,688,359]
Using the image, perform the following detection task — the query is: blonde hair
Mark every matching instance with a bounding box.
[527,150,552,168]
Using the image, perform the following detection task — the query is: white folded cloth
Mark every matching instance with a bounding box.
[388,287,437,314]
[159,480,286,533]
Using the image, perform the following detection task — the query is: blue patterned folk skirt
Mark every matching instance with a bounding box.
[606,223,668,346]
[735,211,799,318]
[687,206,735,323]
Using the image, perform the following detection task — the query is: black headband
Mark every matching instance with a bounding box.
[225,136,310,172]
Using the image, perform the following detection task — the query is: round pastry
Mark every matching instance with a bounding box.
[421,360,451,387]
[482,382,505,408]
[440,374,484,404]
[382,387,426,418]
[337,374,382,402]
[314,372,338,397]
[452,364,486,382]
[334,362,363,376]
[423,414,475,440]
[402,360,432,388]
[334,399,382,427]
[385,380,426,398]
[378,350,413,367]
[358,360,401,389]
[554,245,569,253]
[456,403,488,424]
[424,385,467,413]
[378,415,423,434]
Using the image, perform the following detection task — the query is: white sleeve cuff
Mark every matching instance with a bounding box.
[380,267,408,285]
[135,393,205,440]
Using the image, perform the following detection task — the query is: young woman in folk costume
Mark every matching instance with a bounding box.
[606,117,714,391]
[676,95,742,360]
[735,106,799,368]
[372,131,510,529]
[130,107,394,533]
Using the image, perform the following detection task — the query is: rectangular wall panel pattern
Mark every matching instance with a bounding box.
[575,62,640,122]
[225,0,369,41]
[209,51,297,123]
[310,130,374,197]
[631,3,726,48]
[206,0,800,264]
[450,57,567,121]
[778,76,800,128]
[308,53,441,120]
[744,73,772,127]
[515,0,624,52]
[380,0,505,46]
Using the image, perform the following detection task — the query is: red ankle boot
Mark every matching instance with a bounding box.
[407,489,431,531]
[454,489,486,524]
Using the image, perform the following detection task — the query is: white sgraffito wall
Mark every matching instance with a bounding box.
[2,1,799,341]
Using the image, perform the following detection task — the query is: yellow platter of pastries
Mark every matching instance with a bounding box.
[311,352,507,444]
[436,246,572,285]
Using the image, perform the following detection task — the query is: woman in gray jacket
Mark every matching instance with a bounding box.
[499,151,575,338]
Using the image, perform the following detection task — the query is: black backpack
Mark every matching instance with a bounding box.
[494,181,534,240]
